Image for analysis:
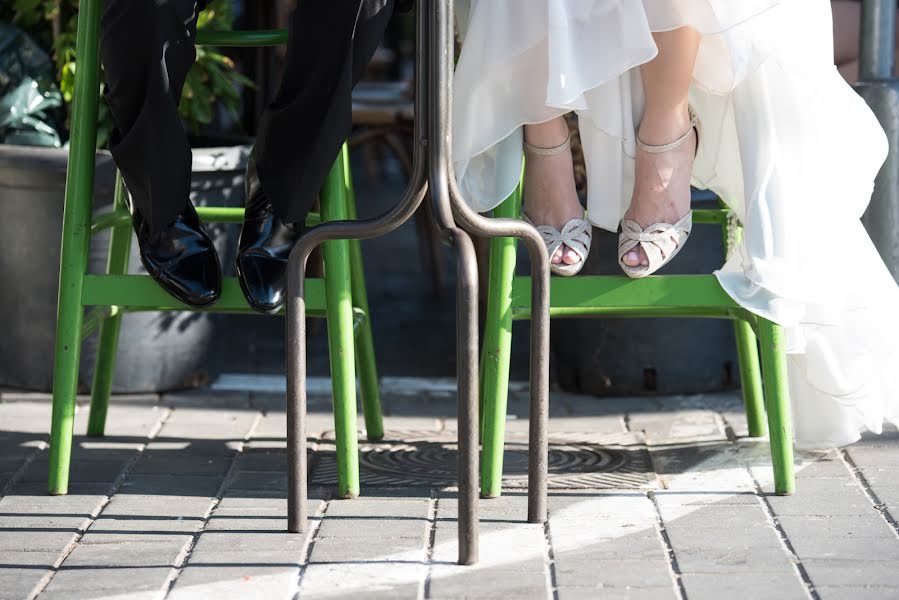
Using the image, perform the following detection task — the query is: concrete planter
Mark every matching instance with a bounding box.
[0,140,251,392]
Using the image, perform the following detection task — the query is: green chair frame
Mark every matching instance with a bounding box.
[479,185,796,497]
[48,5,380,499]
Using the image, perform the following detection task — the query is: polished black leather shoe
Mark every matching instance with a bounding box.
[236,153,303,314]
[131,201,222,308]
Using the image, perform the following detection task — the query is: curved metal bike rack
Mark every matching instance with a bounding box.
[429,0,552,526]
[286,0,552,566]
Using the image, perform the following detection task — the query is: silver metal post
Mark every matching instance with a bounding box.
[431,0,552,524]
[860,0,897,79]
[425,0,480,566]
[286,0,430,534]
[857,0,899,281]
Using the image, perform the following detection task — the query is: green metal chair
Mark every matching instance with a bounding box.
[479,184,796,497]
[48,5,380,499]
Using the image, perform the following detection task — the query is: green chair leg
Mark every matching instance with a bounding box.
[87,172,132,437]
[733,318,767,437]
[720,207,767,438]
[48,0,103,496]
[479,185,522,499]
[343,157,383,442]
[757,318,795,496]
[322,144,361,499]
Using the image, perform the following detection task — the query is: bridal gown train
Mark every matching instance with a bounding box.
[453,0,899,448]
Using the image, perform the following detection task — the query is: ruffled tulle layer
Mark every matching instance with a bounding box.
[453,0,899,448]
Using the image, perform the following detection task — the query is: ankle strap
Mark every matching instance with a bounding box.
[637,107,698,154]
[524,133,571,156]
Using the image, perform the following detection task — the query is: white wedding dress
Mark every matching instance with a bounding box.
[453,0,899,449]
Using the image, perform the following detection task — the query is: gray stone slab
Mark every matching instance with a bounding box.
[301,586,421,600]
[766,485,875,517]
[227,471,288,493]
[777,515,893,539]
[0,493,104,517]
[0,514,87,531]
[19,460,126,483]
[0,570,48,600]
[846,446,899,467]
[664,524,782,550]
[169,565,299,599]
[203,516,288,532]
[428,568,548,600]
[795,457,853,479]
[77,532,193,546]
[658,504,770,529]
[787,536,899,561]
[183,549,302,566]
[815,587,899,600]
[40,566,173,594]
[323,499,429,518]
[234,451,287,472]
[552,558,673,588]
[117,475,224,496]
[679,572,807,600]
[673,547,796,574]
[89,515,204,534]
[192,532,307,555]
[101,494,214,518]
[556,586,676,600]
[308,537,424,563]
[317,517,427,539]
[130,454,232,477]
[0,530,77,552]
[628,410,726,445]
[61,539,185,567]
[803,559,899,587]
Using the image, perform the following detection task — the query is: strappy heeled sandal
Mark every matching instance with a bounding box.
[618,106,700,278]
[523,134,592,277]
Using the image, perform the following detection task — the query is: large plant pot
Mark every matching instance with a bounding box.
[0,145,116,391]
[0,141,251,393]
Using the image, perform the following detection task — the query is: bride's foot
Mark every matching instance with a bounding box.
[522,125,587,268]
[620,104,697,272]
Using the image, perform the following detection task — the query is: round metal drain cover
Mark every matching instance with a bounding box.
[312,432,653,489]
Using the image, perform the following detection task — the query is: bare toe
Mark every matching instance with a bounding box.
[562,246,581,265]
[623,248,642,267]
[552,247,564,265]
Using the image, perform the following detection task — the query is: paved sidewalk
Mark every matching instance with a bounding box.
[2,386,898,599]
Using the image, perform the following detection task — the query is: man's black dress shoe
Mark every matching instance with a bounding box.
[236,154,303,314]
[131,201,222,308]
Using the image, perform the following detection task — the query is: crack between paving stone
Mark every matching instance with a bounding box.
[0,440,48,498]
[27,405,174,600]
[838,448,899,540]
[647,490,687,600]
[543,519,559,600]
[161,412,264,598]
[721,416,820,600]
[291,499,330,599]
[420,492,438,599]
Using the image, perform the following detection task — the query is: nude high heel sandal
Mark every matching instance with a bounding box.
[522,134,592,277]
[618,106,699,278]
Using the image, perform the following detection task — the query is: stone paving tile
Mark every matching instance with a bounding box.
[812,587,899,600]
[555,586,676,600]
[301,563,423,599]
[5,390,899,598]
[170,565,300,599]
[628,409,727,446]
[679,572,807,600]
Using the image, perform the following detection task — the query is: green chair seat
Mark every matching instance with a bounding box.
[479,185,795,498]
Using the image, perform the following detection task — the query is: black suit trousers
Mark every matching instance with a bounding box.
[100,0,395,233]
